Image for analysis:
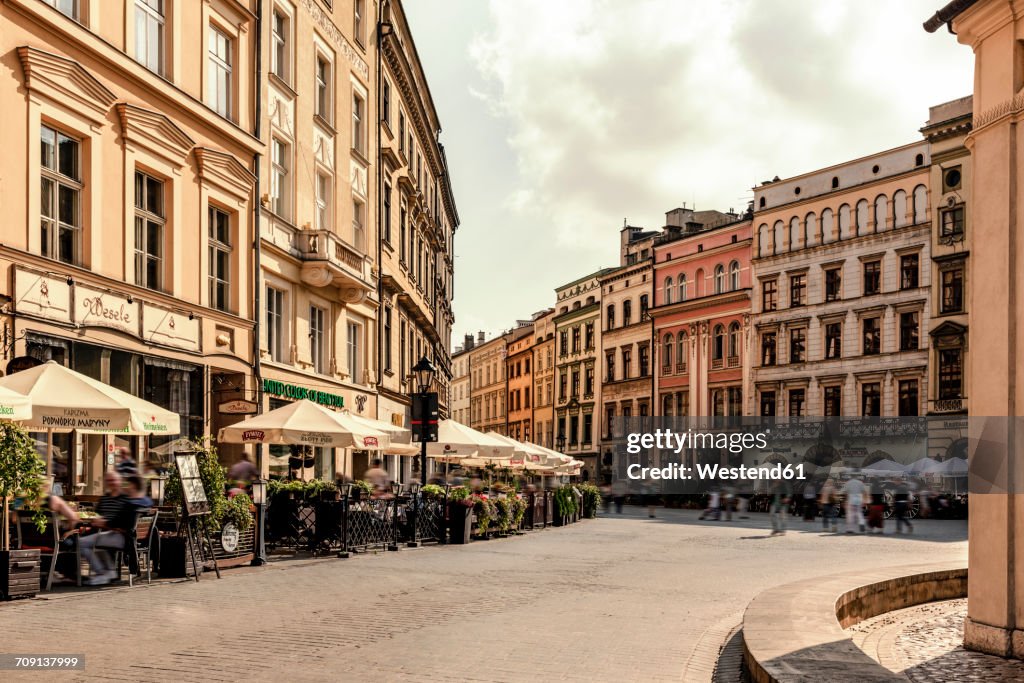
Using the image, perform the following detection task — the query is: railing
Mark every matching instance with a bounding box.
[712,358,724,370]
[297,228,372,286]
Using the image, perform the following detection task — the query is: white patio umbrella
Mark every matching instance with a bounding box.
[426,420,514,461]
[905,457,943,474]
[862,458,905,472]
[217,399,390,450]
[149,436,196,456]
[342,411,416,455]
[939,456,968,475]
[0,385,32,421]
[0,360,180,475]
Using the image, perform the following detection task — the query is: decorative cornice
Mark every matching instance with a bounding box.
[116,103,195,165]
[194,147,256,200]
[298,0,369,80]
[17,46,116,125]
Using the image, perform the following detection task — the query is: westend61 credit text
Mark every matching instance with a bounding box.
[625,461,809,482]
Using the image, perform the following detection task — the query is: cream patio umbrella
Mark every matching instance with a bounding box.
[426,420,515,461]
[0,360,180,475]
[341,411,417,455]
[0,385,32,422]
[217,399,390,450]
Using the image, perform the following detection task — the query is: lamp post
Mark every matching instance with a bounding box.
[250,478,267,566]
[388,481,402,551]
[337,482,352,559]
[407,482,421,548]
[410,357,438,486]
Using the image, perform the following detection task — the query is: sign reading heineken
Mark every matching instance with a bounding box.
[262,378,344,408]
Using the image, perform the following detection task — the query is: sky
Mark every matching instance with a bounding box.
[402,0,973,349]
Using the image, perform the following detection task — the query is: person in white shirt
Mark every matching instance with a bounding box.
[842,472,867,534]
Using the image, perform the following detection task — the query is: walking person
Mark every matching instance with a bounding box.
[699,486,721,521]
[894,479,914,534]
[819,478,838,532]
[802,481,817,522]
[769,478,791,536]
[867,478,886,534]
[842,471,867,534]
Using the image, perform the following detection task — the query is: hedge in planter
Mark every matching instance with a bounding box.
[0,423,47,599]
[578,483,601,519]
[553,486,579,524]
[165,441,253,538]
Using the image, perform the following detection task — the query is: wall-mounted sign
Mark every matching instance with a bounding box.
[218,399,259,415]
[262,378,344,408]
[76,284,139,336]
[14,270,71,323]
[144,305,200,352]
[220,522,239,552]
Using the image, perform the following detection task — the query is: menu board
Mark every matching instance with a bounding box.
[175,452,210,516]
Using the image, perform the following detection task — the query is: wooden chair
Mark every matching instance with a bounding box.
[98,510,159,587]
[16,511,62,591]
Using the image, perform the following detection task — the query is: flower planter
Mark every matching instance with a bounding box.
[447,504,474,544]
[0,549,40,600]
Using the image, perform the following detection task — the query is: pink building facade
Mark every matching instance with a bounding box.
[651,213,753,418]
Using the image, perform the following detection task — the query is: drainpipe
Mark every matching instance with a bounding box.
[375,1,388,422]
[252,0,264,470]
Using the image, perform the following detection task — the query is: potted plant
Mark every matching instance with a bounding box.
[0,422,46,600]
[552,486,578,526]
[350,480,373,502]
[446,486,474,544]
[579,483,601,519]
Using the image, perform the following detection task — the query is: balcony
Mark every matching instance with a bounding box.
[929,397,968,415]
[297,229,374,303]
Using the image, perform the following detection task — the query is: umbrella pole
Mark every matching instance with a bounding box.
[46,428,54,480]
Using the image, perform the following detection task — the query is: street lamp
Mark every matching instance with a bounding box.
[410,356,439,487]
[250,478,268,566]
[337,482,353,559]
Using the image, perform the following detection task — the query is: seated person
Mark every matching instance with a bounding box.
[78,472,152,586]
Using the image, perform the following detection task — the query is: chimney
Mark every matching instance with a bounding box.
[665,207,695,229]
[464,333,475,350]
[477,331,486,344]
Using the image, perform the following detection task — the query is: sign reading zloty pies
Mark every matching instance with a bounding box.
[363,436,379,448]
[242,430,266,441]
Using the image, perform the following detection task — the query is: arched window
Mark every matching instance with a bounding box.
[728,321,741,360]
[713,324,725,361]
[757,223,770,257]
[772,220,784,254]
[664,276,674,305]
[913,185,928,224]
[915,153,924,166]
[839,204,852,240]
[662,393,673,417]
[695,268,705,297]
[893,190,908,228]
[678,274,687,302]
[856,199,869,235]
[759,196,766,208]
[678,331,687,372]
[805,212,818,247]
[821,208,834,243]
[606,304,615,330]
[790,217,802,250]
[714,265,726,294]
[663,333,674,370]
[729,261,741,290]
[874,195,888,232]
[831,176,839,189]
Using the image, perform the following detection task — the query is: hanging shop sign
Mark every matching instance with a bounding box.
[261,378,344,408]
[220,523,239,552]
[218,399,259,415]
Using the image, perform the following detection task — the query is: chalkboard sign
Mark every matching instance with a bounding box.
[175,451,210,516]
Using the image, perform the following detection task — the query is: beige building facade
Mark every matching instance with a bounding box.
[531,309,556,448]
[0,0,262,494]
[469,332,508,436]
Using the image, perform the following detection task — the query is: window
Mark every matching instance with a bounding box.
[398,110,406,156]
[941,268,964,313]
[677,333,687,372]
[640,294,649,319]
[352,198,365,252]
[862,318,881,355]
[788,389,805,417]
[315,56,331,121]
[762,279,777,311]
[825,267,841,302]
[605,352,615,382]
[559,372,567,400]
[399,319,407,379]
[939,348,963,399]
[861,383,881,417]
[382,182,392,243]
[789,328,806,363]
[208,206,231,312]
[271,8,289,81]
[208,26,232,118]
[585,367,594,395]
[583,413,593,445]
[347,320,362,383]
[134,0,165,75]
[664,276,674,305]
[898,380,919,416]
[639,345,649,376]
[40,125,81,265]
[606,304,615,330]
[712,390,725,417]
[559,330,568,356]
[760,391,776,417]
[662,334,674,370]
[266,286,285,362]
[382,79,391,126]
[270,138,290,218]
[729,261,741,291]
[315,171,331,230]
[353,0,365,45]
[728,388,742,416]
[728,322,740,361]
[623,299,632,326]
[941,206,965,238]
[824,386,841,417]
[310,306,327,374]
[789,274,805,307]
[585,323,595,349]
[825,322,842,359]
[352,91,366,155]
[571,327,581,353]
[712,325,725,361]
[383,308,392,372]
[714,265,726,294]
[399,202,407,261]
[761,332,776,366]
[571,370,580,397]
[863,260,881,295]
[900,254,919,289]
[134,171,164,290]
[605,405,615,439]
[678,275,687,302]
[622,348,632,379]
[900,312,919,351]
[43,0,78,19]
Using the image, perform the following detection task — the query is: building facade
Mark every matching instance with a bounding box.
[0,0,262,494]
[531,309,556,448]
[750,143,932,417]
[554,270,611,480]
[598,226,657,481]
[652,210,752,422]
[450,334,474,426]
[469,332,508,436]
[506,323,535,443]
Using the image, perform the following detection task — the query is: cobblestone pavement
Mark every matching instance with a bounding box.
[0,508,966,683]
[850,598,1024,682]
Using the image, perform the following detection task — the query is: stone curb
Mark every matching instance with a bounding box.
[742,562,967,683]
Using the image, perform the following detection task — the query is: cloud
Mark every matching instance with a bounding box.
[468,0,973,251]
